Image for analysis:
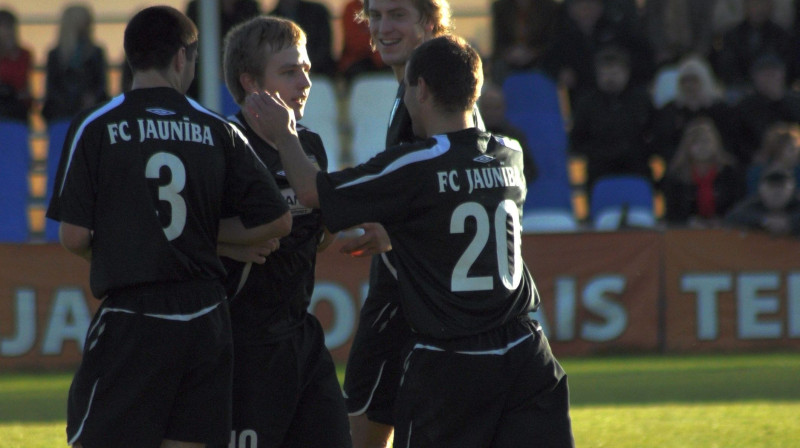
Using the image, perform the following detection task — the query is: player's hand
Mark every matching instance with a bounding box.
[244,91,297,143]
[218,239,280,264]
[340,222,392,257]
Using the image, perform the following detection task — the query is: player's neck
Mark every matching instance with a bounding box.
[131,70,178,91]
[423,110,473,137]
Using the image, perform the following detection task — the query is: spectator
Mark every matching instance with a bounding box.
[542,0,654,107]
[746,122,800,192]
[663,117,747,227]
[733,53,800,164]
[711,0,794,91]
[724,166,800,235]
[489,0,562,84]
[643,0,717,66]
[270,0,336,77]
[478,82,539,184]
[185,0,261,98]
[42,4,108,123]
[337,0,387,85]
[570,45,656,189]
[0,8,31,122]
[651,55,739,164]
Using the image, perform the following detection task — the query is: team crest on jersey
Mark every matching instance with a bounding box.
[146,108,176,116]
[473,154,495,163]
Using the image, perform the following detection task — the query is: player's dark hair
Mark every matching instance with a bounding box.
[358,0,453,37]
[223,16,306,104]
[124,6,198,72]
[0,9,17,27]
[406,35,482,113]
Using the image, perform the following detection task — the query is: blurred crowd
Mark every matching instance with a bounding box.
[3,0,800,236]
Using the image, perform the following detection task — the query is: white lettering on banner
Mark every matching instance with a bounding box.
[309,282,357,349]
[682,273,731,340]
[530,275,628,342]
[738,273,782,339]
[682,271,800,340]
[0,289,36,356]
[583,276,628,341]
[42,288,92,355]
[789,274,800,338]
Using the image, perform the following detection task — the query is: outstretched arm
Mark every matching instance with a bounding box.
[244,91,321,208]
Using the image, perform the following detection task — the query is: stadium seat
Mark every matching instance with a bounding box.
[652,66,679,109]
[348,73,398,165]
[522,208,578,233]
[0,121,31,242]
[301,75,342,171]
[45,119,72,242]
[219,80,239,117]
[589,175,656,230]
[501,71,571,211]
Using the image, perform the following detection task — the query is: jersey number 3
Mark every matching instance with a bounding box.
[146,152,187,241]
[451,200,523,292]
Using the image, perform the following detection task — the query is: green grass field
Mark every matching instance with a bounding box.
[2,352,799,447]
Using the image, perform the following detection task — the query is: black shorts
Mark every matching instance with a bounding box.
[66,280,233,448]
[393,317,574,448]
[342,256,413,425]
[222,315,351,448]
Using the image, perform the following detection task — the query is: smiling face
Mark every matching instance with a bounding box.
[255,44,312,120]
[367,0,434,72]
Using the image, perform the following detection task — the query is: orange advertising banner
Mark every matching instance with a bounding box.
[3,229,798,370]
[1,232,663,370]
[523,231,662,356]
[664,229,800,352]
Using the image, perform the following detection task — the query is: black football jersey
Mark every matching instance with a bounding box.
[222,113,329,343]
[318,128,537,339]
[47,87,288,299]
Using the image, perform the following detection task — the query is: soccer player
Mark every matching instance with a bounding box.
[340,1,457,446]
[46,6,292,448]
[215,16,351,448]
[246,35,575,448]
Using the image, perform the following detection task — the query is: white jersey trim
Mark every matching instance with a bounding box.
[346,359,388,416]
[59,94,126,196]
[335,134,451,190]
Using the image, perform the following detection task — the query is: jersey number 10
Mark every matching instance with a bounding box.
[451,200,523,292]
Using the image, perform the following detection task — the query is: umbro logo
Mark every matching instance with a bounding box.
[146,108,176,116]
[473,154,495,163]
[276,170,287,177]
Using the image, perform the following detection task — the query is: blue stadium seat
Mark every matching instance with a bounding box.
[589,175,655,230]
[502,71,571,212]
[45,119,71,242]
[0,121,31,242]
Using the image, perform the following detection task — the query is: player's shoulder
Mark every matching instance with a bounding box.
[491,134,523,152]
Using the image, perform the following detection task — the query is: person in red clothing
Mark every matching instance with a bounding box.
[662,116,747,228]
[337,0,388,84]
[0,8,32,122]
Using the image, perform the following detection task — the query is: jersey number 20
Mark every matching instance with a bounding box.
[450,200,523,292]
[145,152,187,241]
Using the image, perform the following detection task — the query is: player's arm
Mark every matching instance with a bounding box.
[244,91,321,208]
[338,222,392,257]
[218,213,291,246]
[317,227,338,253]
[59,222,92,262]
[218,238,280,264]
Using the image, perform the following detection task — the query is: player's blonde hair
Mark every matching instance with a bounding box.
[356,0,453,38]
[223,16,306,105]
